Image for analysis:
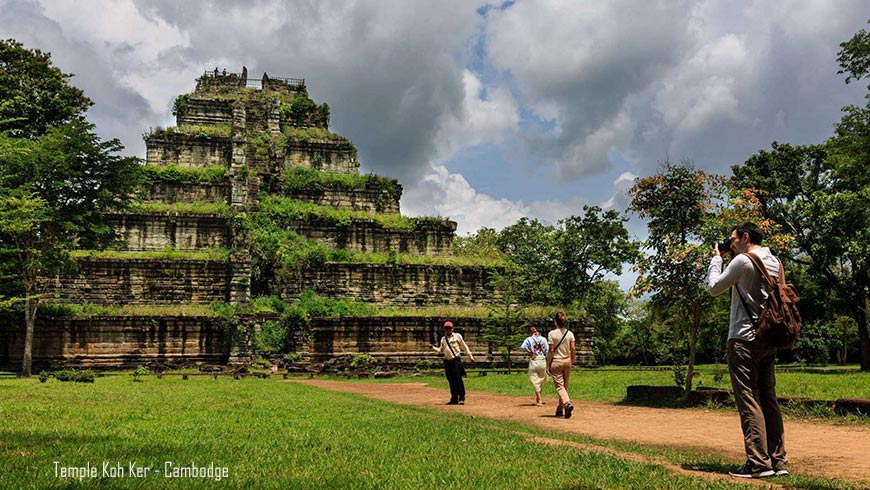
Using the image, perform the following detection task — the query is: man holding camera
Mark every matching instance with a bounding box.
[708,222,787,479]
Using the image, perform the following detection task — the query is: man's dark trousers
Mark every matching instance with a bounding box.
[728,338,786,471]
[444,358,465,402]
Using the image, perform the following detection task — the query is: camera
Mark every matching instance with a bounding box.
[714,238,732,252]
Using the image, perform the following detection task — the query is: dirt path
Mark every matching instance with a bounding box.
[296,380,870,485]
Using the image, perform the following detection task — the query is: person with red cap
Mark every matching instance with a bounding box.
[429,321,475,405]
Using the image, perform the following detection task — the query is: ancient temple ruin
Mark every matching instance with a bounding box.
[0,68,593,370]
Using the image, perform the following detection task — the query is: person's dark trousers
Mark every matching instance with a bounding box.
[728,338,787,471]
[443,358,466,402]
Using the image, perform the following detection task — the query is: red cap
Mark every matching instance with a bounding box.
[443,321,454,328]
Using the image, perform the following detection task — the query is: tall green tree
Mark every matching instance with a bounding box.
[0,41,140,376]
[482,264,530,373]
[629,161,726,390]
[584,279,629,364]
[553,206,640,312]
[495,217,558,305]
[731,141,870,370]
[727,20,870,371]
[0,39,92,138]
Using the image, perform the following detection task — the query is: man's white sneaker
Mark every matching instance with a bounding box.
[728,462,774,479]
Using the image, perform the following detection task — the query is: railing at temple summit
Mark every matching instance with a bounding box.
[199,71,305,89]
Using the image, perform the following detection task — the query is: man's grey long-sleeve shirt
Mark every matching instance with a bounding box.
[708,247,780,341]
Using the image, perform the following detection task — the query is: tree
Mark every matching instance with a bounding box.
[0,41,140,376]
[482,265,530,373]
[584,279,628,364]
[0,39,92,138]
[732,142,870,370]
[495,218,558,305]
[452,227,502,259]
[553,206,640,312]
[628,161,726,391]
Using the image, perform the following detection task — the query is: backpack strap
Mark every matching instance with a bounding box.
[733,285,758,328]
[444,334,459,358]
[741,252,783,287]
[552,329,570,353]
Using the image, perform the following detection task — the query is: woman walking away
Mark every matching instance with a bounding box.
[521,325,549,406]
[546,312,575,418]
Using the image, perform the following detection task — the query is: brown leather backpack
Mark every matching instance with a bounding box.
[739,253,803,349]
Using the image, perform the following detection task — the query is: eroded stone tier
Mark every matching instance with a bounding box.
[145,180,229,204]
[106,213,229,251]
[289,217,455,256]
[47,258,234,305]
[283,139,359,174]
[146,132,231,168]
[282,263,497,307]
[282,183,401,214]
[0,316,231,370]
[177,98,233,127]
[309,317,596,367]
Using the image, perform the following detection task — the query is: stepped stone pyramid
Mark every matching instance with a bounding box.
[48,67,497,308]
[4,68,575,370]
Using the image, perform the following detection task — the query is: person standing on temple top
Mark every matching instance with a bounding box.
[520,325,549,406]
[429,321,475,405]
[546,312,575,418]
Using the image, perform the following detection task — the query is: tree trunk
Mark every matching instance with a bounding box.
[857,290,869,372]
[685,323,698,392]
[20,281,37,378]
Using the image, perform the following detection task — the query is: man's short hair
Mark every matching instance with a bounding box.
[731,222,763,245]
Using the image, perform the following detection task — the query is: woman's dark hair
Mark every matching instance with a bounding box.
[731,222,763,245]
[554,311,567,329]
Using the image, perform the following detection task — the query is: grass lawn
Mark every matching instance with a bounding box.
[365,365,870,403]
[0,374,837,490]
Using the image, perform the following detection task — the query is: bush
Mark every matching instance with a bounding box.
[283,352,303,364]
[795,321,836,365]
[53,370,95,383]
[132,365,148,382]
[415,359,432,372]
[38,371,48,383]
[171,94,189,116]
[350,353,375,370]
[253,319,289,352]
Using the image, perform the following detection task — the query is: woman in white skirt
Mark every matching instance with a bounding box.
[520,325,549,406]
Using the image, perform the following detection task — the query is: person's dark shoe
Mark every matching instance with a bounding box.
[458,400,465,405]
[728,461,774,479]
[555,406,563,417]
[773,463,789,477]
[564,403,574,419]
[446,400,459,405]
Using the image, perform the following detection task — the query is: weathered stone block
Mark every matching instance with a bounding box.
[146,132,231,168]
[282,263,497,307]
[47,258,235,305]
[177,98,233,127]
[106,213,229,251]
[284,186,400,214]
[0,316,230,370]
[284,140,359,174]
[146,180,229,204]
[834,398,870,416]
[289,216,455,256]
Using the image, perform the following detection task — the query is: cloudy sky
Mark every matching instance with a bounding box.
[2,0,868,289]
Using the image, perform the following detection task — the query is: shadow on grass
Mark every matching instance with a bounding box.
[0,429,179,462]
